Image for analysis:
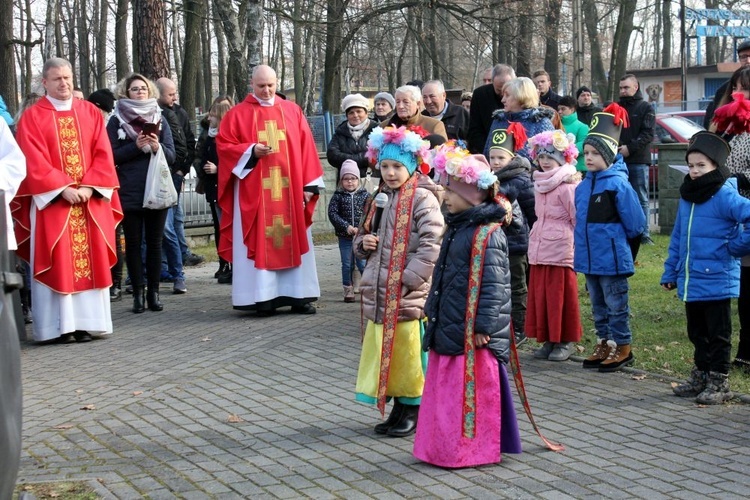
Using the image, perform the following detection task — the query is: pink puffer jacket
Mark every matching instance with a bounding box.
[528,164,578,268]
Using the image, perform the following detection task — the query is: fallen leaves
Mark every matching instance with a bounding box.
[52,423,74,430]
[227,414,244,423]
[631,373,647,380]
[80,404,96,411]
[201,337,211,342]
[132,391,143,396]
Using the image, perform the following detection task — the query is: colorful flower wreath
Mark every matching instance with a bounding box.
[527,129,579,165]
[426,140,498,190]
[365,125,431,171]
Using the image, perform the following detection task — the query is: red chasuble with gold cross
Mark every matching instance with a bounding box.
[217,95,323,271]
[12,98,123,293]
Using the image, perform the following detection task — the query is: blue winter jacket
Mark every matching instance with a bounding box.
[574,156,646,276]
[661,178,750,302]
[483,107,555,161]
[423,202,512,364]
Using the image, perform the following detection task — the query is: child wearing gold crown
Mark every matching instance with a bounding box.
[353,126,444,437]
[412,143,522,468]
[526,130,582,362]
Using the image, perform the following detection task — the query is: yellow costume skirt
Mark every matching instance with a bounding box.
[355,319,427,405]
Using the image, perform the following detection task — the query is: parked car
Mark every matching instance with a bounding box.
[661,110,706,128]
[648,114,706,190]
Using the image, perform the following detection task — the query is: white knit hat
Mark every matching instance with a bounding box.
[341,93,370,113]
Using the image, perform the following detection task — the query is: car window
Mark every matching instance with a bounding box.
[658,116,705,142]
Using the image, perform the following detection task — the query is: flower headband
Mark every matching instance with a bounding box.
[528,129,579,165]
[365,126,431,174]
[426,140,498,190]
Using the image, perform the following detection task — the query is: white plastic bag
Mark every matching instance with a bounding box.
[142,147,178,209]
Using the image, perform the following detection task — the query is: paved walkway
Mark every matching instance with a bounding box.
[17,245,750,499]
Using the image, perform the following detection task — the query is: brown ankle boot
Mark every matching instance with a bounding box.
[582,339,613,369]
[599,343,634,372]
[343,285,355,303]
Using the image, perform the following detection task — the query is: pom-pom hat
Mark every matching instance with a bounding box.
[489,121,527,157]
[685,131,730,167]
[426,141,498,206]
[528,130,578,166]
[366,125,430,175]
[584,102,629,166]
[341,93,370,113]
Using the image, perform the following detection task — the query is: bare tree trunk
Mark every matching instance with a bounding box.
[211,0,227,96]
[63,0,77,80]
[661,0,672,67]
[77,0,92,94]
[23,0,34,95]
[55,1,64,58]
[292,0,304,104]
[705,0,719,65]
[322,0,344,113]
[115,0,130,79]
[543,0,562,88]
[607,0,637,101]
[246,0,263,79]
[582,0,607,100]
[133,0,170,79]
[180,0,202,119]
[201,0,212,107]
[516,13,532,77]
[172,3,182,80]
[0,0,17,115]
[95,0,108,88]
[213,0,249,100]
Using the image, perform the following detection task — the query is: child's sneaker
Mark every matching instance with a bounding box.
[695,372,733,405]
[598,343,633,372]
[582,339,613,369]
[673,366,707,397]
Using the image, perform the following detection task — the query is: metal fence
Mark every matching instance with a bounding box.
[182,176,214,228]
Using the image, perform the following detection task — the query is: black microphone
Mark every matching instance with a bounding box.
[371,193,388,236]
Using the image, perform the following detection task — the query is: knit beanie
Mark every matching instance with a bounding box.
[373,92,395,110]
[576,86,592,99]
[87,88,115,113]
[366,126,428,175]
[340,159,360,180]
[341,93,370,113]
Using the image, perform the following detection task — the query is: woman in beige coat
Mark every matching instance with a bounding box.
[353,125,444,437]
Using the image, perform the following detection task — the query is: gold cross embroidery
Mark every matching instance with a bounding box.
[266,214,292,248]
[262,166,290,201]
[258,120,287,151]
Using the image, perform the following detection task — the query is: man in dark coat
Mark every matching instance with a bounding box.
[533,70,561,110]
[421,80,469,141]
[575,86,601,126]
[467,64,515,153]
[617,74,655,244]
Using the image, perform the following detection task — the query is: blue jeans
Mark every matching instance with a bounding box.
[338,237,365,286]
[626,162,649,238]
[585,274,632,345]
[161,175,185,281]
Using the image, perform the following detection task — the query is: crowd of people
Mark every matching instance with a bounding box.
[3,55,750,472]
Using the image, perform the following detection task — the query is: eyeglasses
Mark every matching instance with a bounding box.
[129,86,148,93]
[739,54,750,61]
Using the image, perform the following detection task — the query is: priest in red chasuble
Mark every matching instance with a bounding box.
[217,65,324,316]
[12,58,123,343]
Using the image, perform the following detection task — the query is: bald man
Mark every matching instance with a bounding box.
[421,80,469,141]
[216,65,324,316]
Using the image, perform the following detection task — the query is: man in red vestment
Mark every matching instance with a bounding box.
[217,65,324,316]
[12,58,122,343]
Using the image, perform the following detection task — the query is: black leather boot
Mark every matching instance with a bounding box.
[132,286,145,313]
[374,400,404,435]
[386,404,419,437]
[147,284,163,311]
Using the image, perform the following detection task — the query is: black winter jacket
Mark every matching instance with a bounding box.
[496,156,536,255]
[326,120,378,176]
[422,102,469,141]
[618,90,655,165]
[423,202,512,364]
[107,118,176,211]
[468,83,504,153]
[327,187,369,238]
[540,89,561,110]
[576,103,602,126]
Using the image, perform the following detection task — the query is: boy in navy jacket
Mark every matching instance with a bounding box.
[574,104,646,373]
